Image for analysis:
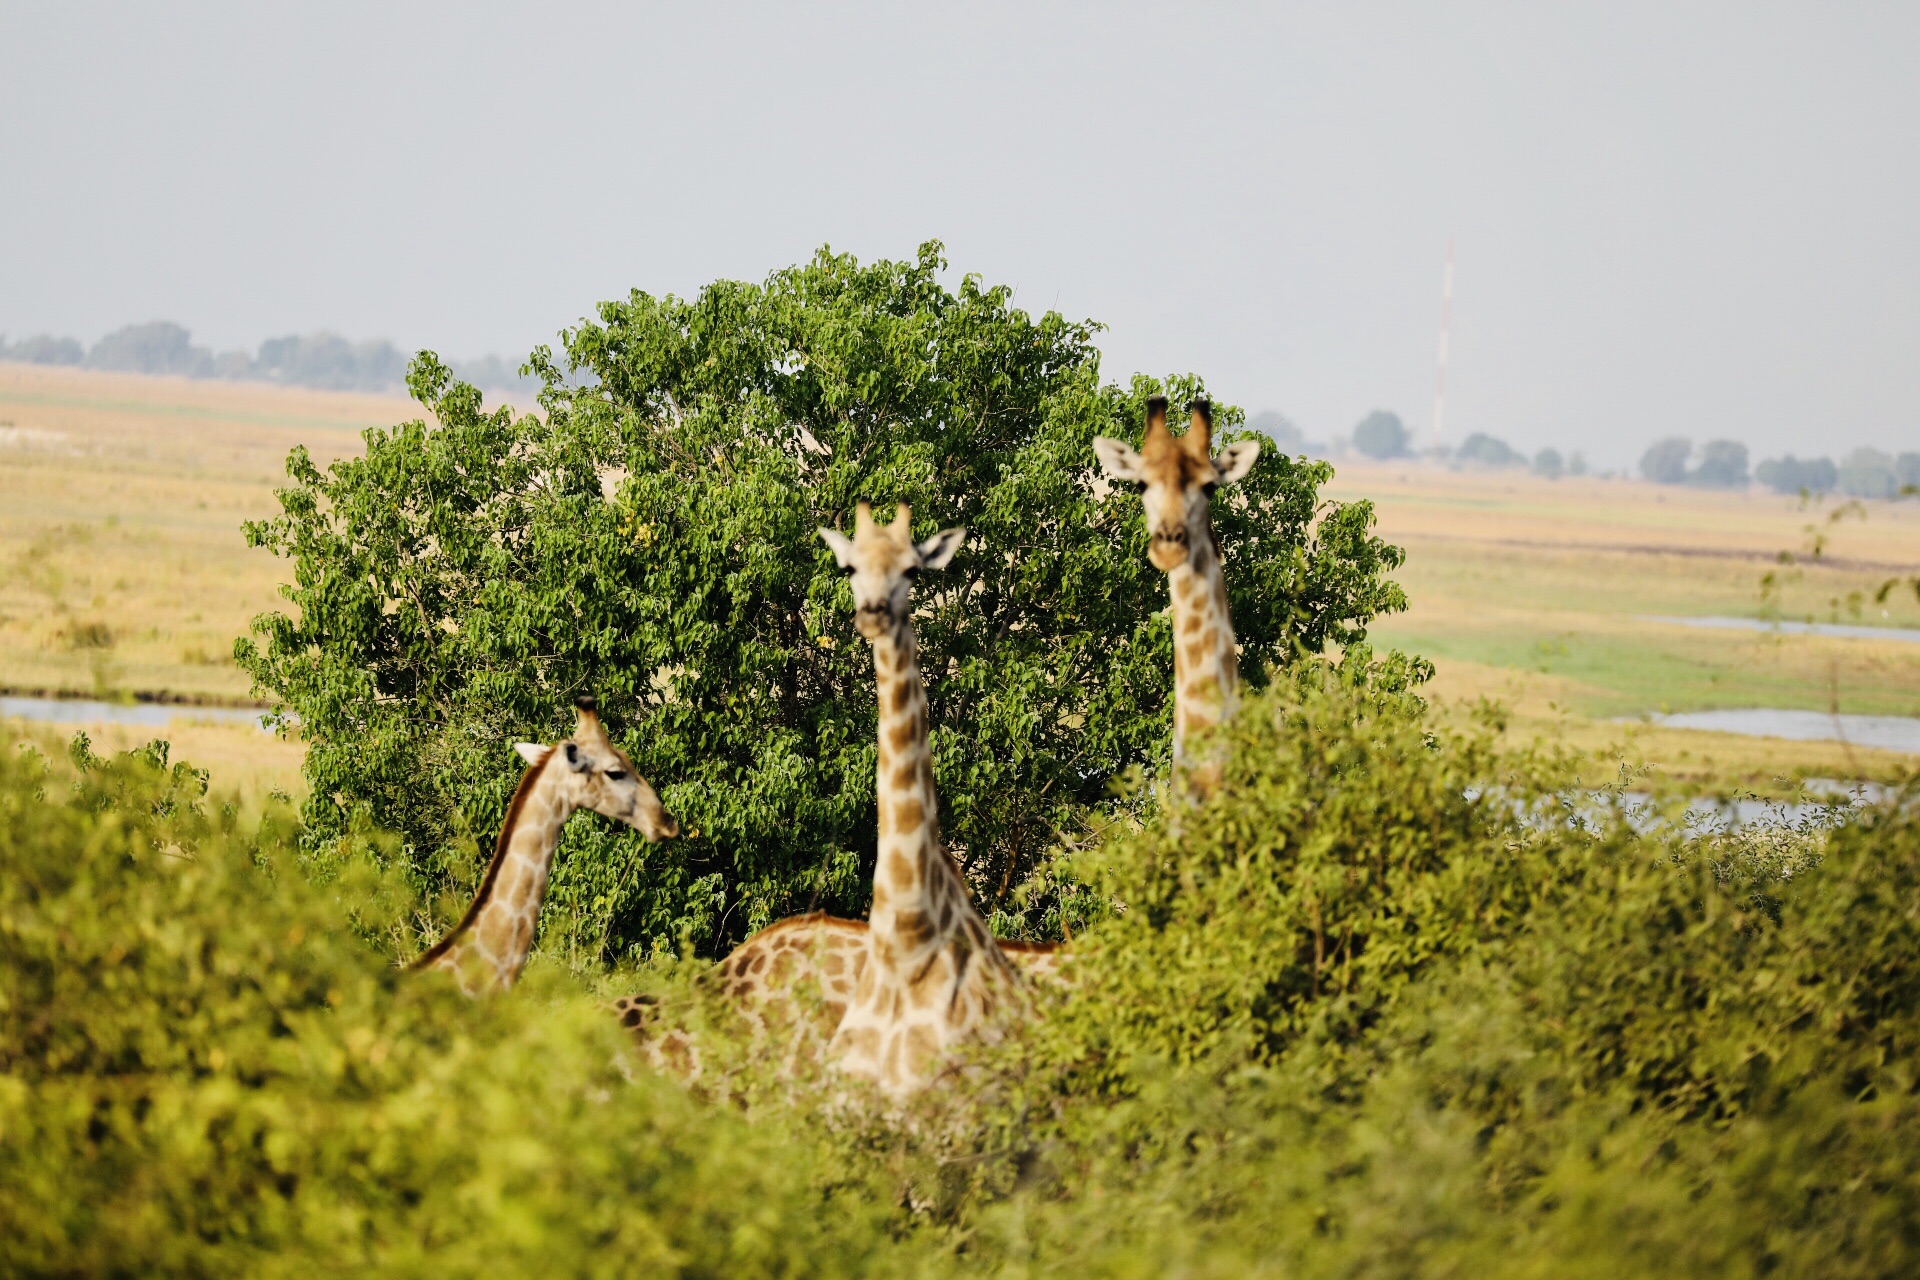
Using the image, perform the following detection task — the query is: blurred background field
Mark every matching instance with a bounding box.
[1326,460,1920,790]
[3,362,1916,804]
[0,362,505,806]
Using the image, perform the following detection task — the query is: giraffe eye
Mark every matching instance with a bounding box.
[605,769,627,781]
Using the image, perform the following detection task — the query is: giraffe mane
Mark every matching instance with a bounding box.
[409,753,552,971]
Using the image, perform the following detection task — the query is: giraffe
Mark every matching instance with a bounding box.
[1093,395,1260,796]
[612,504,1058,1086]
[816,500,1025,1096]
[412,696,679,995]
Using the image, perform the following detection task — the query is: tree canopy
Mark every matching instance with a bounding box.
[1756,453,1838,495]
[1351,410,1410,459]
[1689,439,1749,489]
[238,242,1407,963]
[1456,432,1521,468]
[1639,436,1692,484]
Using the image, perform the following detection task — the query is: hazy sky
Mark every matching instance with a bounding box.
[3,3,1917,466]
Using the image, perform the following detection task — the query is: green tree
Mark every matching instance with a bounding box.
[1351,410,1409,459]
[1839,446,1899,499]
[1639,436,1692,484]
[238,242,1407,963]
[1688,439,1749,488]
[1457,432,1521,467]
[1755,454,1837,495]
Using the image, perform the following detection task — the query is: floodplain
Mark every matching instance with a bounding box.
[3,360,1916,804]
[1328,460,1920,791]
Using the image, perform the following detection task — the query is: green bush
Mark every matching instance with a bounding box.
[236,241,1407,962]
[0,739,901,1278]
[906,671,1920,1277]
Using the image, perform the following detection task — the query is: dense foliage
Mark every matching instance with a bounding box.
[237,242,1406,960]
[0,738,894,1278]
[934,672,1920,1276]
[9,678,1920,1276]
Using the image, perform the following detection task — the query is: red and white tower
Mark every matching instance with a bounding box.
[1431,238,1454,452]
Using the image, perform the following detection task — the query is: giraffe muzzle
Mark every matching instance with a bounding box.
[1150,528,1191,571]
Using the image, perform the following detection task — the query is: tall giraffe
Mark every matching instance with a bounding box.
[413,696,679,995]
[1093,396,1260,795]
[613,505,1057,1083]
[816,500,1024,1096]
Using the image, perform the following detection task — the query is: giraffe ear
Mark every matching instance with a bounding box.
[915,527,966,571]
[1212,439,1261,487]
[817,526,857,568]
[1092,436,1146,483]
[513,743,551,767]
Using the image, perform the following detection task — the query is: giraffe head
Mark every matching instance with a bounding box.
[817,502,965,640]
[1093,396,1260,574]
[513,696,679,840]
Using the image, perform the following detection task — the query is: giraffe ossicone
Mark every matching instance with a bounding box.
[412,696,678,996]
[1094,395,1259,795]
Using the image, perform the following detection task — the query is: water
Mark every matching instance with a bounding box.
[1627,708,1920,754]
[1616,785,1887,834]
[0,695,275,731]
[1474,780,1890,837]
[1643,615,1920,644]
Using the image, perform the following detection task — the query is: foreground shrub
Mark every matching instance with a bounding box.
[10,685,1920,1277]
[911,673,1920,1276]
[0,741,899,1279]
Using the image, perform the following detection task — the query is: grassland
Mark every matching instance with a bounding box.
[3,361,1916,805]
[0,363,453,805]
[1326,461,1920,789]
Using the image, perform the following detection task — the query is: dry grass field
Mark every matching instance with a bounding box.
[0,363,443,806]
[3,360,1916,807]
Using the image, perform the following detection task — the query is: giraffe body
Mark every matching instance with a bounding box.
[1094,396,1260,795]
[615,917,1061,1083]
[413,699,677,995]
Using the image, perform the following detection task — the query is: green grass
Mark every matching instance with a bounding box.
[1379,622,1920,719]
[1319,463,1920,785]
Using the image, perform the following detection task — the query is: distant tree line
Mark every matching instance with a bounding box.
[961,390,1920,501]
[0,321,534,394]
[1278,408,1917,499]
[1335,409,1586,479]
[1639,437,1919,498]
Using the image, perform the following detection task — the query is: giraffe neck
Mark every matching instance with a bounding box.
[413,760,572,995]
[868,617,950,968]
[830,613,1015,1095]
[1167,529,1238,786]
